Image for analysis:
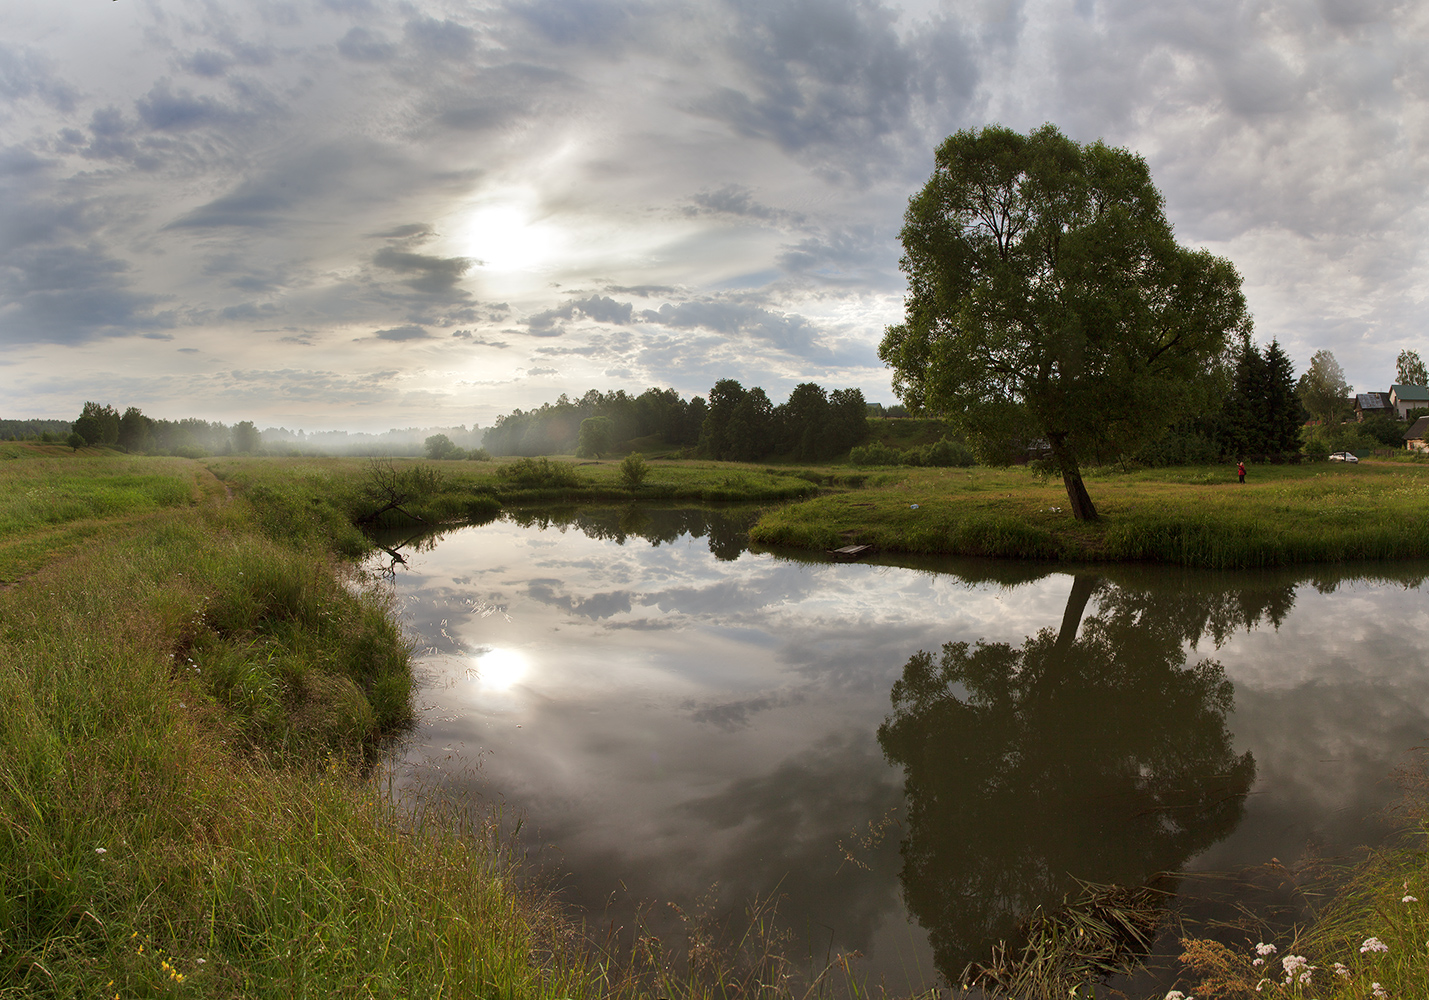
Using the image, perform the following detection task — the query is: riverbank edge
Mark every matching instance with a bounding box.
[0,464,607,997]
[745,470,1429,570]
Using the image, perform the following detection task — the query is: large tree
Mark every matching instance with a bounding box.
[1297,349,1350,427]
[880,125,1251,520]
[1397,349,1428,388]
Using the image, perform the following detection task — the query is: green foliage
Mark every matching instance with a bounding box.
[1396,348,1428,387]
[851,437,976,467]
[495,456,583,488]
[424,432,466,459]
[881,123,1250,520]
[849,441,905,466]
[1299,349,1352,427]
[620,452,650,488]
[232,419,261,454]
[1362,414,1409,447]
[576,415,615,457]
[65,431,84,452]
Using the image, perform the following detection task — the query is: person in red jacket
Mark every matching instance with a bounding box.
[1237,460,1246,484]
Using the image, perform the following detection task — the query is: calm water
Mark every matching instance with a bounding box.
[371,506,1429,991]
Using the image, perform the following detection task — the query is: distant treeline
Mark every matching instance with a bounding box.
[66,402,260,457]
[0,419,75,442]
[9,401,485,458]
[483,387,704,457]
[481,381,872,461]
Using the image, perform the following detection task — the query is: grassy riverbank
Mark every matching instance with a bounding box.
[748,461,1429,569]
[0,447,604,997]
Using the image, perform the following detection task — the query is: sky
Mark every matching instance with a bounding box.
[3,0,1427,432]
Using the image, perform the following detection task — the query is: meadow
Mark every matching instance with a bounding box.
[748,460,1429,569]
[3,442,1429,998]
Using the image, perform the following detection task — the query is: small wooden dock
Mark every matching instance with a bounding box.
[828,544,875,561]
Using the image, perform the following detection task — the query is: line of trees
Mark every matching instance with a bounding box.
[482,382,871,462]
[483,388,706,458]
[699,380,868,461]
[65,401,261,457]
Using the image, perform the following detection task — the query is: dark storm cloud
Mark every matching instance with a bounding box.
[373,248,476,294]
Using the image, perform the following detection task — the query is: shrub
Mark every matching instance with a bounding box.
[849,442,905,466]
[911,437,977,467]
[466,447,492,461]
[620,452,650,488]
[495,457,583,488]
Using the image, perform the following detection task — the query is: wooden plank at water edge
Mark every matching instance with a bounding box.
[829,544,874,561]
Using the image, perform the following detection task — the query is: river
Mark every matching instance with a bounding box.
[370,505,1429,994]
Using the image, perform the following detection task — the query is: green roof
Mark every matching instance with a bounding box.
[1391,384,1429,402]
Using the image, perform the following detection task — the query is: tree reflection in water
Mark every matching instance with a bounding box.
[877,574,1274,990]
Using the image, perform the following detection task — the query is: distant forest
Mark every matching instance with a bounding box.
[481,381,872,461]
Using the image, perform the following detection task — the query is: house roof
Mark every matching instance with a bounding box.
[1356,392,1391,409]
[1405,416,1429,441]
[1390,384,1429,402]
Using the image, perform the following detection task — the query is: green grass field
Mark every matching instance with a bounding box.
[749,460,1429,568]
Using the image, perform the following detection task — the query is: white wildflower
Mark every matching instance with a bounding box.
[1282,955,1308,979]
[1165,992,1185,1000]
[1360,937,1389,954]
[1252,958,1264,967]
[1371,983,1388,1000]
[94,847,106,854]
[1402,895,1418,903]
[1255,943,1278,957]
[1332,963,1349,979]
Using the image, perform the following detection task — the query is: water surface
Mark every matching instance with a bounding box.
[373,507,1429,990]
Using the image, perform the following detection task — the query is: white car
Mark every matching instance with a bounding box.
[1328,451,1359,463]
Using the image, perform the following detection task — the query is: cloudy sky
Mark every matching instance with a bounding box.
[3,0,1426,431]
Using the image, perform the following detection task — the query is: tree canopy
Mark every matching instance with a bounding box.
[1297,349,1350,427]
[1397,349,1427,388]
[880,124,1251,519]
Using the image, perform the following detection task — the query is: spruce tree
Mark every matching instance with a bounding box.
[1261,340,1301,455]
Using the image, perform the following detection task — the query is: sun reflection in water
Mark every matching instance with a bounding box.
[471,647,528,692]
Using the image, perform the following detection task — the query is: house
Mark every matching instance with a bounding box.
[1406,416,1429,452]
[1355,392,1393,421]
[1406,415,1429,453]
[1389,385,1429,420]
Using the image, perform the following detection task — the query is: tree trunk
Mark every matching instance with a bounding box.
[1046,432,1099,521]
[1055,573,1100,650]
